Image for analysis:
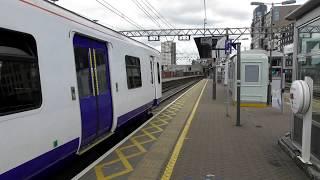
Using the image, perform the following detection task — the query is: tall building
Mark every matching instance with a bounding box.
[251,5,267,49]
[250,5,299,85]
[251,5,299,51]
[161,41,176,65]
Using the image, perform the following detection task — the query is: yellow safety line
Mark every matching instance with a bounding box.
[161,80,208,180]
[240,103,268,108]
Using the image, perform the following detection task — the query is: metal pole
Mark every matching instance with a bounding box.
[236,43,241,126]
[225,29,230,117]
[267,3,274,105]
[203,0,207,36]
[281,53,285,113]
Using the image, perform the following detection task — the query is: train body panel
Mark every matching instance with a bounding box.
[0,0,160,179]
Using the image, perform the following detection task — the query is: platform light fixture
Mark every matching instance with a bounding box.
[251,0,296,6]
[281,0,296,5]
[250,2,265,6]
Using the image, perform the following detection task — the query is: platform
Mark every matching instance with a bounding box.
[75,79,308,180]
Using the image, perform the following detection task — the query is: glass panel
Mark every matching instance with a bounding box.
[298,19,320,123]
[0,29,41,115]
[293,115,303,146]
[245,65,259,82]
[0,60,41,115]
[311,123,320,160]
[150,61,153,84]
[125,55,142,89]
[157,62,160,84]
[74,47,92,97]
[95,50,107,93]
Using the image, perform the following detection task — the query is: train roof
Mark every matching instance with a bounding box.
[25,0,159,54]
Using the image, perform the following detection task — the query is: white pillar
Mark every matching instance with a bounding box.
[299,76,313,164]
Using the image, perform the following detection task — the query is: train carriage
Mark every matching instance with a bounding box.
[0,0,161,179]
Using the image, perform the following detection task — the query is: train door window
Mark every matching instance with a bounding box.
[0,28,41,116]
[125,55,142,89]
[157,62,160,84]
[245,65,259,82]
[74,47,92,97]
[150,61,153,84]
[94,49,108,93]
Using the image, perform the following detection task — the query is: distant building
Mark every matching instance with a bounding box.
[251,5,299,51]
[161,41,176,65]
[251,5,267,49]
[250,4,300,85]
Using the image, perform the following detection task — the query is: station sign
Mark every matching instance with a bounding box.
[224,39,234,54]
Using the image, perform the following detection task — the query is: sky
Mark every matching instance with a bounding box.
[56,0,308,64]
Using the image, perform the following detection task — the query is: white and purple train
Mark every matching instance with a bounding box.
[0,0,161,179]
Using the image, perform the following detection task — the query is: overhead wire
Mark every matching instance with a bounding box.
[131,0,163,29]
[96,0,144,30]
[142,0,176,29]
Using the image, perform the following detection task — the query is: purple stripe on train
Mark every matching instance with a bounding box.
[117,101,154,127]
[0,138,79,180]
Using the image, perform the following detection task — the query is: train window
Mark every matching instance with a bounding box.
[0,28,41,116]
[150,61,153,84]
[74,47,92,97]
[125,55,142,89]
[157,62,161,84]
[245,65,259,82]
[95,49,108,93]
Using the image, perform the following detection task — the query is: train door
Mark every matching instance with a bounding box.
[73,35,113,147]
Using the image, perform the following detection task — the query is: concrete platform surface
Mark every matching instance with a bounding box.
[169,79,308,180]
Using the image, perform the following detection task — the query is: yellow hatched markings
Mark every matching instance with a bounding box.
[163,109,177,116]
[158,113,173,120]
[94,98,187,180]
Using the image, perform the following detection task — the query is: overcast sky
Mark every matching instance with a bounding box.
[57,0,307,64]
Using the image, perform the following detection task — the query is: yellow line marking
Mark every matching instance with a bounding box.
[131,137,147,153]
[161,80,208,180]
[159,113,173,119]
[141,129,158,141]
[240,103,268,108]
[94,164,106,180]
[105,150,133,179]
[164,109,177,116]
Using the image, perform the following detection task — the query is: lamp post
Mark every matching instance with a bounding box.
[251,0,296,105]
